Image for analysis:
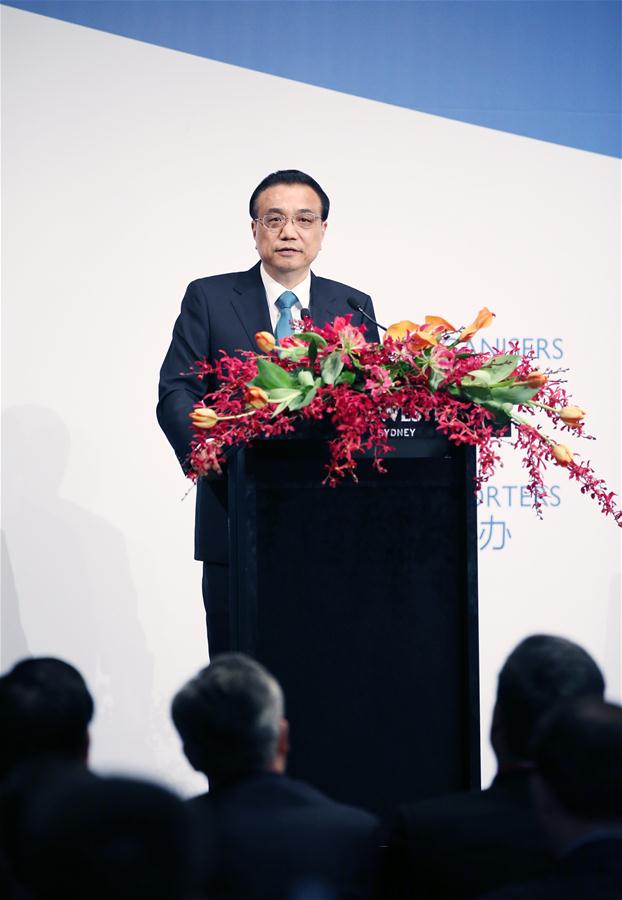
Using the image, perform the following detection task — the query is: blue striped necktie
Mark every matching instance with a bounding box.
[275,291,298,343]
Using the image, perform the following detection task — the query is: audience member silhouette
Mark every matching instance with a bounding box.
[172,653,380,900]
[13,771,198,900]
[481,698,622,899]
[383,634,605,899]
[1,643,616,900]
[0,657,95,898]
[0,657,94,779]
[1,760,96,898]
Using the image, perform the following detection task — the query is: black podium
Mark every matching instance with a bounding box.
[227,420,480,816]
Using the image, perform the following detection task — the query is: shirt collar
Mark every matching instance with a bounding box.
[260,263,311,311]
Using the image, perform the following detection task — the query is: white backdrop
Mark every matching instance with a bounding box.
[2,7,620,795]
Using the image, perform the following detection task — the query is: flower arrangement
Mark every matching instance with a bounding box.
[187,310,621,526]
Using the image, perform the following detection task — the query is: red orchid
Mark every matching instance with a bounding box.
[183,312,621,527]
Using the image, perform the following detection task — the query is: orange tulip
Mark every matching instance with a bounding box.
[255,331,276,353]
[407,329,439,352]
[424,315,456,333]
[458,307,495,343]
[386,320,419,341]
[245,386,269,409]
[189,407,219,429]
[559,406,586,428]
[525,371,547,389]
[552,443,573,466]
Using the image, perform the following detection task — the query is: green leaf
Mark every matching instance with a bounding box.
[478,399,513,424]
[482,354,520,384]
[461,354,520,389]
[266,388,302,403]
[308,340,318,365]
[278,345,309,363]
[297,370,315,388]
[336,371,356,385]
[458,384,495,403]
[298,332,327,348]
[298,385,319,408]
[461,379,539,407]
[321,350,345,385]
[256,358,296,389]
[272,399,291,415]
[287,391,312,411]
[490,384,540,404]
[428,369,445,392]
[461,368,493,387]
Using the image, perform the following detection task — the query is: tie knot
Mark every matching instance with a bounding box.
[276,290,298,311]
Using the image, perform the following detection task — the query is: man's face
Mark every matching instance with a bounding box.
[251,183,327,284]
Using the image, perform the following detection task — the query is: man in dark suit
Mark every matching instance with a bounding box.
[383,635,606,900]
[0,657,95,897]
[480,698,622,900]
[171,653,380,900]
[10,768,195,900]
[157,170,379,656]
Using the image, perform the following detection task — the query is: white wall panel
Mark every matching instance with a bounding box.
[2,7,620,793]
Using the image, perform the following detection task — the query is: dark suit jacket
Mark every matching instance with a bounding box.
[383,769,553,900]
[188,772,380,900]
[478,836,622,900]
[157,262,378,562]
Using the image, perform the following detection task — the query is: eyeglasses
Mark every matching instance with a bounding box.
[255,213,323,231]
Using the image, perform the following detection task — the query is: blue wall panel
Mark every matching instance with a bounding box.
[3,0,620,157]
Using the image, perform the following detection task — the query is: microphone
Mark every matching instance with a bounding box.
[300,307,312,322]
[347,297,387,332]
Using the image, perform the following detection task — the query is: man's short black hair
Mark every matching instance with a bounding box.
[249,169,330,221]
[496,635,605,759]
[0,657,94,777]
[532,699,622,820]
[171,653,284,786]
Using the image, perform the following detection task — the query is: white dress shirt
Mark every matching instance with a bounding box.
[260,264,311,332]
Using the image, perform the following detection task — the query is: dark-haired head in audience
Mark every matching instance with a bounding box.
[479,699,622,899]
[383,635,606,900]
[491,634,605,768]
[0,657,94,779]
[18,774,194,900]
[531,698,622,851]
[172,652,288,787]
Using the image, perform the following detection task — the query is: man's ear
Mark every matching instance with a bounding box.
[278,718,290,758]
[251,219,258,242]
[81,729,90,766]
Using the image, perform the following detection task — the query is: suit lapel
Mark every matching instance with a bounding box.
[230,263,273,349]
[230,266,339,343]
[309,272,338,327]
